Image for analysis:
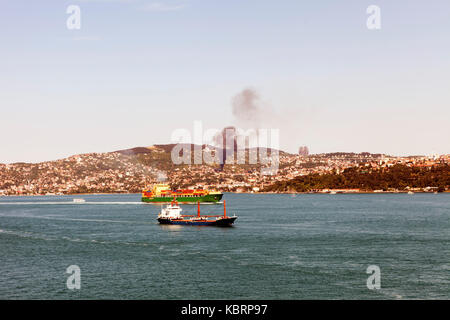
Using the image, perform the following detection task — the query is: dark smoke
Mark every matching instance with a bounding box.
[212,88,266,171]
[213,126,238,171]
[232,88,262,127]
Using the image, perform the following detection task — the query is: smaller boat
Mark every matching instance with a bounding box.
[73,198,86,203]
[407,191,414,195]
[157,199,237,227]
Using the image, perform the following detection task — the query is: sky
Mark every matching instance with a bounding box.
[1,0,449,163]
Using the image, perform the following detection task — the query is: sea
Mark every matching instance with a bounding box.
[0,193,448,299]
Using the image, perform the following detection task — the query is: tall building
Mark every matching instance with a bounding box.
[298,146,309,156]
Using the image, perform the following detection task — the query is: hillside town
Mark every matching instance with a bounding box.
[0,145,449,196]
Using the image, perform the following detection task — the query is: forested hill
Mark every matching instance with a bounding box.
[263,164,450,193]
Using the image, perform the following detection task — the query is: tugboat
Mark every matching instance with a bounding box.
[157,199,237,227]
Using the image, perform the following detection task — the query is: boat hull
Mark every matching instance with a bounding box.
[142,193,223,203]
[158,216,237,227]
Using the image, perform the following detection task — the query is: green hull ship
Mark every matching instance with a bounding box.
[142,184,223,203]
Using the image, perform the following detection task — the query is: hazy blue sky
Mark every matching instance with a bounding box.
[1,0,449,163]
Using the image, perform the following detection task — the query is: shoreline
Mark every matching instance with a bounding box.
[1,190,449,197]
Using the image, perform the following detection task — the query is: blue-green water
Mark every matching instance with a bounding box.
[0,193,448,299]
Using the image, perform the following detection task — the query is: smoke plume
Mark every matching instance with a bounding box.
[210,88,284,171]
[212,126,238,170]
[231,88,262,128]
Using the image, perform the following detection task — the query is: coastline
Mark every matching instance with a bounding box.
[1,190,449,197]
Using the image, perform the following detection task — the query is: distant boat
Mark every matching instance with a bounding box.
[330,191,337,195]
[73,198,86,203]
[407,191,414,195]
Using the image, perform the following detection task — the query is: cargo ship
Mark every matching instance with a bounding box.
[157,199,237,226]
[142,184,223,203]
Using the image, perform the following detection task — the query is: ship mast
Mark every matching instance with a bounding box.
[223,200,227,218]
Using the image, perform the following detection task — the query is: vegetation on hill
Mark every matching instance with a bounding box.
[263,164,450,193]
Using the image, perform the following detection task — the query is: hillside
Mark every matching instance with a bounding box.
[0,145,448,195]
[0,144,291,195]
